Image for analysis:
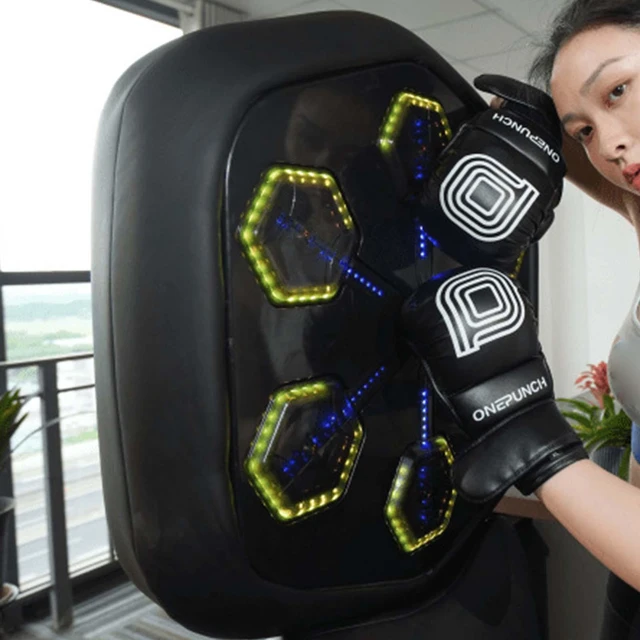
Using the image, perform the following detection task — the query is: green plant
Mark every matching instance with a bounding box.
[0,389,27,471]
[559,361,632,479]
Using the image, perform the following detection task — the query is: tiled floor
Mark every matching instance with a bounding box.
[8,583,201,640]
[7,583,281,640]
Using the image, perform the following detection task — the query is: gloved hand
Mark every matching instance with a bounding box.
[417,74,566,273]
[401,265,587,503]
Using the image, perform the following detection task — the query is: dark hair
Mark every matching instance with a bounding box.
[529,0,640,91]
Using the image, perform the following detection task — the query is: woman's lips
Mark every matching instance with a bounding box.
[624,164,640,190]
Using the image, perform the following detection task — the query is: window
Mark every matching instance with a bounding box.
[1,0,180,590]
[0,0,180,272]
[4,284,92,362]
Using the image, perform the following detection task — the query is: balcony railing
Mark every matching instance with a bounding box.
[0,352,118,630]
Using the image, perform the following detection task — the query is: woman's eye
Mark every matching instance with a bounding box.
[608,83,627,102]
[575,126,593,142]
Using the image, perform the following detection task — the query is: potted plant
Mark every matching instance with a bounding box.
[0,388,27,597]
[558,361,632,479]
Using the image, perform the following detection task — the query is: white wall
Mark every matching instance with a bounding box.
[538,182,640,398]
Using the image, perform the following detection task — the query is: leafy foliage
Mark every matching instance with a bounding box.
[559,360,633,480]
[0,389,27,470]
[558,396,631,479]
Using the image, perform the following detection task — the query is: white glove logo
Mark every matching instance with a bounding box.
[435,268,525,359]
[439,153,539,242]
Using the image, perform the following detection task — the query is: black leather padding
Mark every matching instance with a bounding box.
[91,11,487,639]
[295,516,542,640]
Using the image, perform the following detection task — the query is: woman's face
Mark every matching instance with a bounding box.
[551,24,640,194]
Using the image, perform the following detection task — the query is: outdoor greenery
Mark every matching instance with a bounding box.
[7,330,91,361]
[0,389,28,469]
[4,298,93,361]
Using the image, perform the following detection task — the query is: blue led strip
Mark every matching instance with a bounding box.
[417,460,430,523]
[420,388,430,450]
[279,365,387,479]
[411,115,430,182]
[416,221,428,260]
[275,214,385,298]
[349,365,387,406]
[281,411,340,478]
[279,395,358,479]
[416,219,440,260]
[338,259,384,298]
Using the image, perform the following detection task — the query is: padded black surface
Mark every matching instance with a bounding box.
[91,10,537,640]
[294,516,542,639]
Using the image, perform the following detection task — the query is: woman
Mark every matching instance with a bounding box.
[506,0,640,635]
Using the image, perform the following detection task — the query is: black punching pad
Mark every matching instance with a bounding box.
[296,517,543,640]
[91,10,525,640]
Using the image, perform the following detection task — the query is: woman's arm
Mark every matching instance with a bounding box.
[535,459,640,590]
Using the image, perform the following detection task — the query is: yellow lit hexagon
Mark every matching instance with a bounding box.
[385,436,457,553]
[378,92,452,153]
[237,166,357,306]
[245,379,364,523]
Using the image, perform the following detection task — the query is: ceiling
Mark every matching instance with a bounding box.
[216,0,567,100]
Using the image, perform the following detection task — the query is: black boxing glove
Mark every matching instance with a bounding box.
[401,266,587,503]
[418,74,566,273]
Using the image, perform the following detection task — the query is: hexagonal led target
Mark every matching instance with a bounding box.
[245,379,364,522]
[385,437,457,553]
[237,166,358,306]
[378,92,453,192]
[379,92,452,153]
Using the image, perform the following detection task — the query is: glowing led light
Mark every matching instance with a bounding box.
[349,365,387,405]
[378,92,452,153]
[511,249,526,280]
[338,259,385,298]
[416,220,440,255]
[245,380,364,523]
[420,388,430,450]
[384,437,457,553]
[263,217,385,299]
[237,166,356,306]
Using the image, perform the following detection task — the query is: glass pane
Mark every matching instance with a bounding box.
[4,284,93,362]
[0,0,180,271]
[59,388,110,573]
[8,367,52,590]
[58,357,95,392]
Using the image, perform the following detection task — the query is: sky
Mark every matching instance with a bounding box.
[0,0,180,272]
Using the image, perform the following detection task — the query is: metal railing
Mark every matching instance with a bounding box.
[0,352,118,630]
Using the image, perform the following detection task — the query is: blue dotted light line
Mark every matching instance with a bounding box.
[419,385,432,523]
[349,365,387,405]
[420,388,430,450]
[338,259,384,298]
[417,222,429,260]
[412,116,430,182]
[418,460,430,523]
[275,214,384,298]
[281,412,340,477]
[280,365,386,479]
[416,221,440,252]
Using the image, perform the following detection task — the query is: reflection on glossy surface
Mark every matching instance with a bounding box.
[245,379,364,522]
[237,167,358,306]
[378,92,452,198]
[385,438,457,553]
[226,62,481,588]
[285,86,379,173]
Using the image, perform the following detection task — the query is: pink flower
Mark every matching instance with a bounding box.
[575,361,611,408]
